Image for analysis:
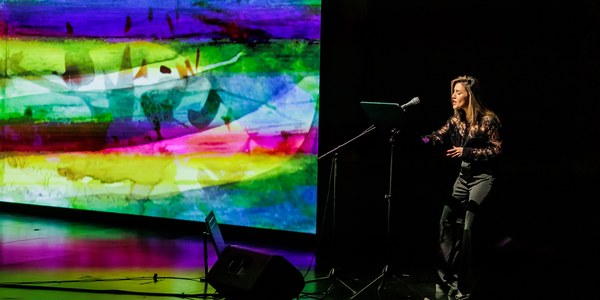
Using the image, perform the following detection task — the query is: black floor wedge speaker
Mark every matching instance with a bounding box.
[206,245,305,300]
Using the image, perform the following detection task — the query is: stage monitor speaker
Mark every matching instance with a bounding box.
[206,245,305,300]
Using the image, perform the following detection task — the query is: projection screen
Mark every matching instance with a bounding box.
[0,0,320,234]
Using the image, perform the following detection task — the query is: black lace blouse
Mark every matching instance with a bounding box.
[426,112,502,164]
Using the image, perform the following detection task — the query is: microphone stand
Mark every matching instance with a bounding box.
[304,124,376,298]
[318,124,375,160]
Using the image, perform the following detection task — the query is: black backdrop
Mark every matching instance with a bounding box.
[316,0,599,285]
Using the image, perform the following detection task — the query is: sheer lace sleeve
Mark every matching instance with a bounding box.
[426,116,455,146]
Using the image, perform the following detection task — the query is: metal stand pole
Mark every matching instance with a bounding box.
[304,154,357,298]
[304,125,376,298]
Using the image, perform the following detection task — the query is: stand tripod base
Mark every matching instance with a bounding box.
[350,265,413,299]
[304,267,357,298]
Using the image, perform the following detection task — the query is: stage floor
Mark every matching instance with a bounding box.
[0,210,588,300]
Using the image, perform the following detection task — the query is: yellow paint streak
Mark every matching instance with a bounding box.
[1,151,290,201]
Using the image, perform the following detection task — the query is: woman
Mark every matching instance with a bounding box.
[422,75,502,300]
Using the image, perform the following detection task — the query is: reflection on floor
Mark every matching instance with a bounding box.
[0,209,440,300]
[0,209,590,300]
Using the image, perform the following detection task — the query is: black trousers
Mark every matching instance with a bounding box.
[437,161,494,296]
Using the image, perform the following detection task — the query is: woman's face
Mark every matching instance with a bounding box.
[451,82,469,110]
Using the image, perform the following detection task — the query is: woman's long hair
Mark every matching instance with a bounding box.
[450,75,496,125]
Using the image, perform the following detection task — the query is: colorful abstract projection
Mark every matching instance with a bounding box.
[0,0,320,234]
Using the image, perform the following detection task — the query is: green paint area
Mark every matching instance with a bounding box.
[2,39,320,78]
[218,154,317,208]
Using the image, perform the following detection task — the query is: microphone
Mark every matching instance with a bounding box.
[400,96,420,111]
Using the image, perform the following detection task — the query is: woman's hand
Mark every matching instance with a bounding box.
[446,146,463,158]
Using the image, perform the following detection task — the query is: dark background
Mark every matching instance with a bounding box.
[316,0,599,283]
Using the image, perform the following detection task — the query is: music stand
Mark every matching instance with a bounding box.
[350,101,411,299]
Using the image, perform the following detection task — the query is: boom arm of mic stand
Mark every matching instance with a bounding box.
[318,124,376,160]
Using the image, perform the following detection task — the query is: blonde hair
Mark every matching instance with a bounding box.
[450,75,490,124]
